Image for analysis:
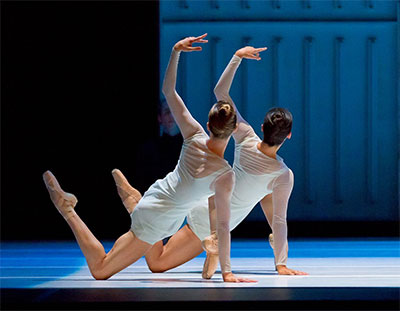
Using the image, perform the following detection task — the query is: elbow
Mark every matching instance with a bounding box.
[213,85,220,96]
[213,86,224,100]
[161,85,169,97]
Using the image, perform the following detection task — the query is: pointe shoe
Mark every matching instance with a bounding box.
[43,170,78,220]
[111,169,142,214]
[201,233,218,255]
[269,233,274,249]
[202,252,219,279]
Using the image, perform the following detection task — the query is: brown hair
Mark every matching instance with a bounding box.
[208,101,237,139]
[263,107,292,146]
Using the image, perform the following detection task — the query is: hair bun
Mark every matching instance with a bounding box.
[218,104,230,118]
[271,112,284,123]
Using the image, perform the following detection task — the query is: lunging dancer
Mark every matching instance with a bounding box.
[43,34,254,283]
[113,46,307,276]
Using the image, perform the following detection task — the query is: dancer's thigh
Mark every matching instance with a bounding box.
[147,225,204,272]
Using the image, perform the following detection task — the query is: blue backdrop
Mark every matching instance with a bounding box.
[159,0,399,222]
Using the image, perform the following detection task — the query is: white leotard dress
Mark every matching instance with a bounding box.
[186,55,293,266]
[130,49,233,253]
[131,129,232,245]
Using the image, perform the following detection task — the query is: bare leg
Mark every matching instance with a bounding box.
[67,215,151,279]
[43,171,151,280]
[145,225,203,273]
[111,170,204,273]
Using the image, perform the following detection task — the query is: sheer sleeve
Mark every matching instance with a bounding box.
[270,169,294,266]
[213,170,235,274]
[214,55,255,144]
[162,49,204,139]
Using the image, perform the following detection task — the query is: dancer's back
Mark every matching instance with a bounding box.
[132,129,232,244]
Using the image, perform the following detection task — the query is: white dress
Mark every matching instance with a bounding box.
[186,55,293,266]
[131,130,231,245]
[130,48,233,269]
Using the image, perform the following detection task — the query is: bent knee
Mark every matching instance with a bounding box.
[91,268,111,280]
[148,262,168,273]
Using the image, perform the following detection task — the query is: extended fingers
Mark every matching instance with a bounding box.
[186,46,203,51]
[194,33,208,40]
[255,47,268,52]
[238,277,258,283]
[190,33,208,43]
[295,270,309,275]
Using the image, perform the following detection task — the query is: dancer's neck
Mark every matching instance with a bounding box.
[206,138,229,158]
[257,141,281,160]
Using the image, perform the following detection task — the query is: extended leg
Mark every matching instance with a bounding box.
[43,171,151,280]
[145,224,203,273]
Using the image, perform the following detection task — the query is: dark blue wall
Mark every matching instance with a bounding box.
[160,0,399,222]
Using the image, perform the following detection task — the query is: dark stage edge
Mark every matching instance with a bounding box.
[2,287,399,310]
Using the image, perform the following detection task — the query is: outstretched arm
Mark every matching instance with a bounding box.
[162,34,208,139]
[260,171,308,276]
[214,46,267,143]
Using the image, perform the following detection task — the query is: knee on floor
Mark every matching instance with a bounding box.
[148,261,168,273]
[91,268,111,280]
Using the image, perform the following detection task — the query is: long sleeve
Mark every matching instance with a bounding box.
[271,169,293,266]
[214,55,255,143]
[213,170,235,274]
[162,49,203,139]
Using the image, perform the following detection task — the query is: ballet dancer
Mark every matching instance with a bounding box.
[43,34,254,283]
[112,46,307,276]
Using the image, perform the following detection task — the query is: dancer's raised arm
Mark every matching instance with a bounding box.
[214,46,267,142]
[162,34,208,139]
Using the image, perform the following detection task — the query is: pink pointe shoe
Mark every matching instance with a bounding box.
[43,170,78,220]
[201,232,218,255]
[111,169,142,214]
[202,252,219,279]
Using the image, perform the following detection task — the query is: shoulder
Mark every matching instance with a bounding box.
[273,167,294,187]
[215,169,235,190]
[184,129,208,143]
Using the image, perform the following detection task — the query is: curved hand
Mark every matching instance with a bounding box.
[174,33,208,52]
[235,46,267,60]
[276,265,308,276]
[222,272,258,283]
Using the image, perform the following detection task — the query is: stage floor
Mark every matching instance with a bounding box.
[1,238,399,310]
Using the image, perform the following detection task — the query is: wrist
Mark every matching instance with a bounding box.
[234,51,243,58]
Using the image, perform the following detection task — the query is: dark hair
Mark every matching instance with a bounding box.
[208,101,237,139]
[262,107,292,146]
